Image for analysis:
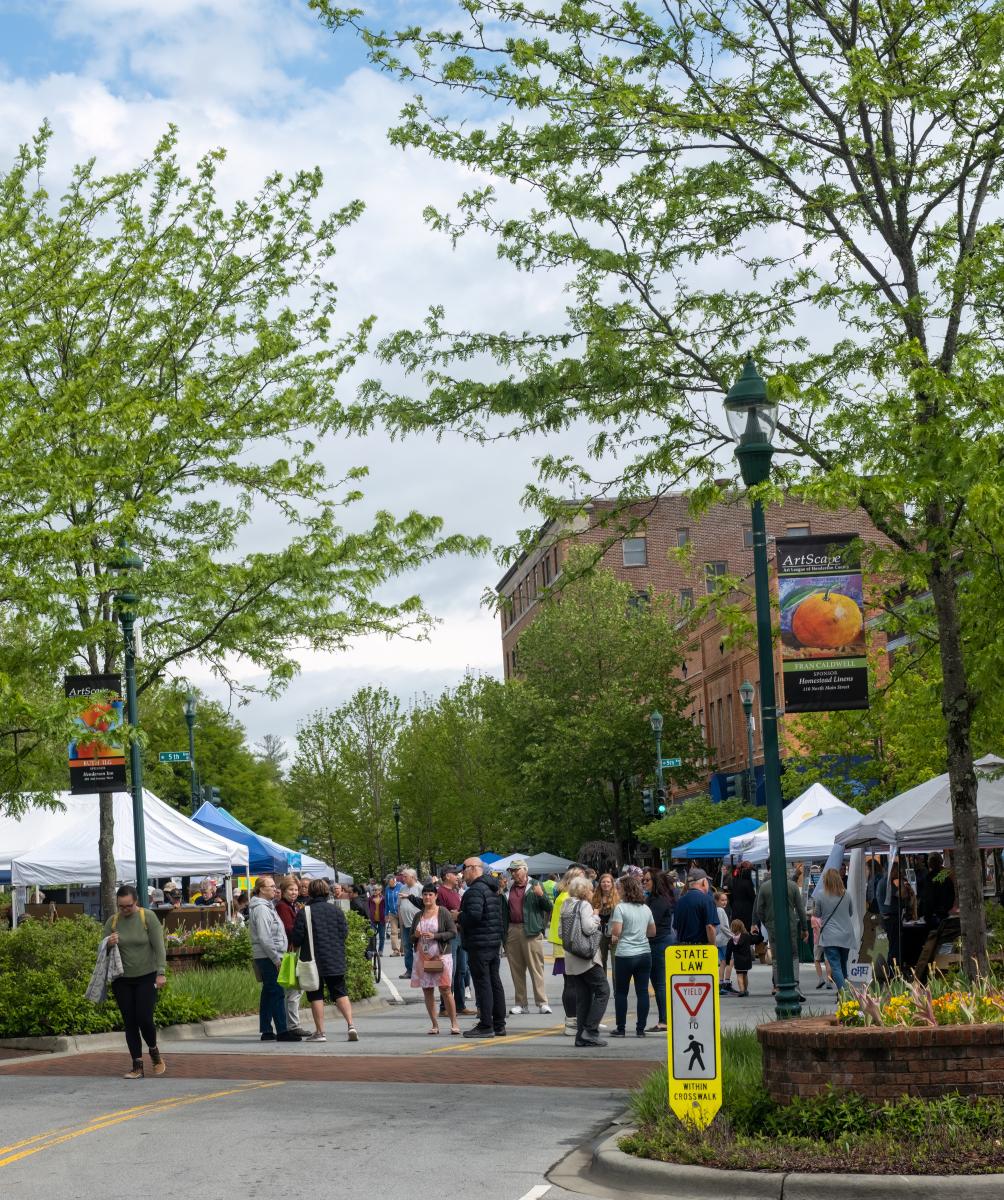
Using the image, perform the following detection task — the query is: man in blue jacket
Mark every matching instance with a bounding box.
[385,872,403,956]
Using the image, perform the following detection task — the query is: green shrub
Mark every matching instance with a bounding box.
[345,910,376,1002]
[168,966,262,1015]
[184,924,252,968]
[153,985,216,1027]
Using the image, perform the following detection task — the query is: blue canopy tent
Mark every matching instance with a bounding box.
[672,816,763,860]
[192,802,298,874]
[480,852,503,865]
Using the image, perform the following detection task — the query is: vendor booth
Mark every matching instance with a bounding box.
[488,852,574,875]
[672,816,763,860]
[728,782,850,859]
[192,802,349,884]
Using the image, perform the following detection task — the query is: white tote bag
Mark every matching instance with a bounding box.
[296,905,320,991]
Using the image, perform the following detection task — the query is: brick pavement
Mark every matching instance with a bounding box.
[0,1050,654,1089]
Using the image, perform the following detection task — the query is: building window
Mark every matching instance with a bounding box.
[743,526,754,549]
[553,547,560,576]
[786,524,811,537]
[622,536,647,567]
[542,555,551,585]
[628,588,651,612]
[511,646,518,674]
[679,587,694,610]
[677,528,690,547]
[705,560,727,592]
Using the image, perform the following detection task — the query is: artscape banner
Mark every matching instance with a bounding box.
[64,674,126,794]
[776,535,869,713]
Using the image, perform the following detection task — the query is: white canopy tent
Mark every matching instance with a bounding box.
[0,801,77,881]
[728,782,849,859]
[298,851,351,885]
[746,799,863,865]
[487,852,575,875]
[8,788,249,887]
[836,754,1004,851]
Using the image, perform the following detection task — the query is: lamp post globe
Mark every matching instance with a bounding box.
[111,541,148,908]
[724,358,800,1020]
[739,680,756,808]
[648,710,663,735]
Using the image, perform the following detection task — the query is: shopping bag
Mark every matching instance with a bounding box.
[277,952,298,988]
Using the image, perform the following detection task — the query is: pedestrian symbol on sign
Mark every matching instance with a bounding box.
[685,1035,705,1072]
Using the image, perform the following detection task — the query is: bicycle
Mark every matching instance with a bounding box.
[366,928,382,984]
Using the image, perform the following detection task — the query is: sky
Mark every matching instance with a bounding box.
[0,0,583,749]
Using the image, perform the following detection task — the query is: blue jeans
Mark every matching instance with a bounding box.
[402,923,414,975]
[373,921,386,955]
[823,945,850,990]
[255,958,287,1035]
[648,937,674,1025]
[613,951,652,1034]
[452,937,468,1010]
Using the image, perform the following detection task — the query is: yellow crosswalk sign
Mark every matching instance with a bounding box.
[666,944,722,1129]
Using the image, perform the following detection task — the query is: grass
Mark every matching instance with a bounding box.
[622,1026,1004,1175]
[167,966,269,1016]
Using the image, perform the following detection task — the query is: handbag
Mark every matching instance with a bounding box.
[420,927,445,973]
[277,951,298,989]
[564,901,600,960]
[296,906,320,991]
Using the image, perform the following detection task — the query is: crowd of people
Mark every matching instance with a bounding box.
[98,849,960,1075]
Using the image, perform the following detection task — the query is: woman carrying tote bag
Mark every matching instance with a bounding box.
[291,879,359,1043]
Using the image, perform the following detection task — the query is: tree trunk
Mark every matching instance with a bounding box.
[328,831,338,884]
[928,556,987,975]
[99,791,116,919]
[609,779,624,865]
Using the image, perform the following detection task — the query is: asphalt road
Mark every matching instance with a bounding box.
[0,951,835,1199]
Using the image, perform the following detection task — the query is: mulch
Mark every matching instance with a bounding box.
[0,1051,654,1089]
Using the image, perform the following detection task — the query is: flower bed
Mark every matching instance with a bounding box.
[758,1015,1004,1102]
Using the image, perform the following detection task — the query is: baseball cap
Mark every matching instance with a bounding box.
[508,858,528,871]
[442,864,461,875]
[687,867,709,883]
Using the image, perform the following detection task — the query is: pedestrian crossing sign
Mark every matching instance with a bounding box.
[666,945,722,1128]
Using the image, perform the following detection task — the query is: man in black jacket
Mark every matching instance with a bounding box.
[458,858,506,1038]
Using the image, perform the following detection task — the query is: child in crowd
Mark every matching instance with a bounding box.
[723,918,763,997]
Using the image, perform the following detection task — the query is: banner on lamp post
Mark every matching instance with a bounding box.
[64,674,127,794]
[776,534,869,713]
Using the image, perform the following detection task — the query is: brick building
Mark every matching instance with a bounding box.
[496,493,888,801]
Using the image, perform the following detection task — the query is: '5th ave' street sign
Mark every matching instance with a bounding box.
[661,757,682,768]
[158,751,190,763]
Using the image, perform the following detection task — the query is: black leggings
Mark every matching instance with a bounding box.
[112,972,158,1060]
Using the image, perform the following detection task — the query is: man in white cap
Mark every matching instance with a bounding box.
[504,859,553,1015]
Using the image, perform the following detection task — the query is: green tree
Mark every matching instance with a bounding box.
[497,559,703,861]
[318,0,1004,970]
[638,798,762,855]
[390,673,515,863]
[290,687,402,879]
[0,129,478,914]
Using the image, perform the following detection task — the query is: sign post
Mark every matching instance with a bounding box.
[666,945,722,1129]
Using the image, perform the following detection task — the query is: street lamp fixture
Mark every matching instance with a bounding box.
[649,710,666,827]
[739,680,756,805]
[112,540,148,909]
[649,710,663,735]
[724,357,800,1020]
[183,690,199,815]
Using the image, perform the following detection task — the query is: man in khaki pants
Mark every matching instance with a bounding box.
[504,860,554,1015]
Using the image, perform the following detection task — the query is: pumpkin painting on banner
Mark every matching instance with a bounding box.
[776,535,869,714]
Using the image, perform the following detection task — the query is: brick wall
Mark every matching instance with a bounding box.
[758,1016,1004,1102]
[496,493,891,786]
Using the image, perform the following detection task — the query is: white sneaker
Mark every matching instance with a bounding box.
[539,1003,552,1014]
[509,1005,524,1016]
[306,1031,326,1042]
[347,1027,359,1042]
[563,1018,576,1035]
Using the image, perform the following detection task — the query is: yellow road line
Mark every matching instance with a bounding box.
[0,1082,282,1170]
[424,1024,565,1054]
[0,1094,198,1157]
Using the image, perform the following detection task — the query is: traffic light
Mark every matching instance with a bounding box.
[722,773,747,801]
[655,787,668,815]
[202,784,222,806]
[642,787,654,817]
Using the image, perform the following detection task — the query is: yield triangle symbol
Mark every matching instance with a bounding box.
[673,980,711,1018]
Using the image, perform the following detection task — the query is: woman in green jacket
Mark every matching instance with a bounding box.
[104,884,167,1078]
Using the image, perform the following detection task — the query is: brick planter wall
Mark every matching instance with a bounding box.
[758,1016,1004,1102]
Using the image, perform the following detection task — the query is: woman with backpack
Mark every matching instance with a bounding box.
[559,874,609,1047]
[103,884,167,1079]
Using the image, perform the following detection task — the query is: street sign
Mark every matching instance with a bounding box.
[158,750,191,763]
[661,756,682,768]
[666,945,722,1129]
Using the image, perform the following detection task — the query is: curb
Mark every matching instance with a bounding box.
[0,994,389,1058]
[590,1128,1004,1199]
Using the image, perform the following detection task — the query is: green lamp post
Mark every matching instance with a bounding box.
[183,691,199,815]
[724,357,801,1019]
[739,679,756,805]
[112,542,148,909]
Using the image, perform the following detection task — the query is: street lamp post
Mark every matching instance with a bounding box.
[392,800,402,868]
[739,680,756,806]
[113,543,148,909]
[649,709,665,797]
[724,356,801,1019]
[183,691,199,815]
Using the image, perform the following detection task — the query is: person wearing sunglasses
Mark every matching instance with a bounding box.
[103,884,167,1078]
